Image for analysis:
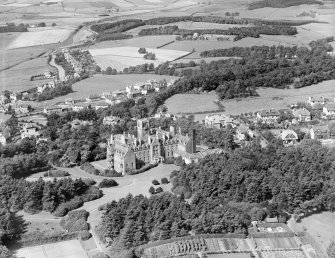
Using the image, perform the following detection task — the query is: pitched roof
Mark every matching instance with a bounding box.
[312,125,330,133]
[292,108,310,116]
[259,110,280,117]
[281,130,298,140]
[324,103,335,111]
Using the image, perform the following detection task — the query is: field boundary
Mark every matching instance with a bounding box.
[157,40,175,49]
[169,49,195,62]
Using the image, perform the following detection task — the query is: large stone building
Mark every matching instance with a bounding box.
[107,118,197,174]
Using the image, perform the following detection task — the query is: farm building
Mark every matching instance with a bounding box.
[323,103,335,117]
[307,96,325,107]
[0,133,6,146]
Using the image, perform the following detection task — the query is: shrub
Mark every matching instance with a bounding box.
[161,177,169,184]
[155,187,163,194]
[174,156,184,166]
[93,252,109,258]
[43,170,69,177]
[52,197,84,217]
[82,178,97,186]
[80,162,100,175]
[78,230,91,240]
[127,163,158,175]
[60,209,89,232]
[101,169,123,177]
[98,179,118,188]
[138,47,147,54]
[81,186,103,202]
[149,186,155,194]
[144,52,156,60]
[152,179,160,185]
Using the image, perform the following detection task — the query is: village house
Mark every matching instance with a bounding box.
[235,123,250,141]
[292,108,311,122]
[44,106,65,115]
[112,90,126,98]
[154,111,173,119]
[71,102,90,112]
[0,94,8,105]
[310,125,332,140]
[141,86,155,96]
[257,110,280,124]
[205,114,236,129]
[323,103,335,117]
[10,93,21,102]
[86,95,101,103]
[307,96,325,107]
[70,119,93,129]
[127,90,142,99]
[0,133,6,146]
[20,125,40,139]
[103,116,122,126]
[15,104,31,114]
[281,130,298,147]
[90,101,109,110]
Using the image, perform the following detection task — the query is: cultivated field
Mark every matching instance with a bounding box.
[165,79,335,121]
[89,46,190,70]
[14,239,88,258]
[258,250,306,258]
[254,238,299,250]
[8,28,73,49]
[88,35,177,49]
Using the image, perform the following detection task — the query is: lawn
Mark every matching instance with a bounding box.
[14,239,88,258]
[165,79,335,121]
[89,46,190,70]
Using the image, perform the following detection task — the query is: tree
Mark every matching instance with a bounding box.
[52,23,57,27]
[138,48,147,54]
[38,22,46,27]
[152,179,160,185]
[156,187,163,194]
[161,177,169,184]
[95,65,102,73]
[149,186,155,194]
[327,241,335,258]
[106,67,113,75]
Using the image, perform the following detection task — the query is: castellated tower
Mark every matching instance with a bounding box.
[137,118,150,140]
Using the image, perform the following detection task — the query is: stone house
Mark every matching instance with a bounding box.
[281,130,298,147]
[292,108,311,122]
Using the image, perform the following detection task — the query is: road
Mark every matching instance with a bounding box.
[49,53,66,81]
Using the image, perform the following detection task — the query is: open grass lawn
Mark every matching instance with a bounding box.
[166,79,335,121]
[291,212,335,253]
[14,239,88,258]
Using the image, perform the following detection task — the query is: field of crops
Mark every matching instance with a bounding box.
[258,250,306,258]
[89,46,189,70]
[254,238,299,250]
[142,237,250,258]
[8,28,72,49]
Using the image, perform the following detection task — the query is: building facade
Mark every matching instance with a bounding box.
[107,118,197,174]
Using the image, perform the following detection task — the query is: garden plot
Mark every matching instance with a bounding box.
[89,46,190,70]
[8,29,72,49]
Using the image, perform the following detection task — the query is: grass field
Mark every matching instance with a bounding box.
[8,28,73,49]
[0,56,56,92]
[165,79,335,121]
[14,239,88,258]
[290,212,335,253]
[89,46,190,70]
[34,74,178,106]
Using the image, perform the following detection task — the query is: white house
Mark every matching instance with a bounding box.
[103,116,122,126]
[20,126,40,139]
[281,130,298,147]
[323,103,335,117]
[307,96,325,107]
[292,108,311,122]
[205,114,236,129]
[257,110,280,124]
[0,133,6,145]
